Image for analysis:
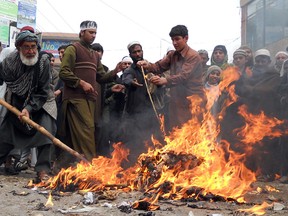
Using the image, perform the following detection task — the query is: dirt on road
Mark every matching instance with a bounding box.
[1,166,288,216]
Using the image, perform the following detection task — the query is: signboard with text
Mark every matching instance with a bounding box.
[41,39,74,58]
[0,18,9,45]
[17,0,37,29]
[0,0,18,21]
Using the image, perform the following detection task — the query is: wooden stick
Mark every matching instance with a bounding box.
[0,98,89,164]
[140,66,161,124]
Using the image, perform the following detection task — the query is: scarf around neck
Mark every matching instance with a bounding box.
[1,50,35,97]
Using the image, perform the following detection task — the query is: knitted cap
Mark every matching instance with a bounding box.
[198,49,209,57]
[207,65,222,75]
[205,65,222,82]
[233,49,247,57]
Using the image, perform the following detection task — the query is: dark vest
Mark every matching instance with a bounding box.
[63,42,99,101]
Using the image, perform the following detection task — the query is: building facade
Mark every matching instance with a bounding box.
[240,0,288,57]
[40,32,78,66]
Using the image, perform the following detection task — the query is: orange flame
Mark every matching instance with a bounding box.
[238,201,273,215]
[236,105,285,149]
[219,67,241,104]
[49,142,135,191]
[45,192,54,208]
[40,66,282,210]
[265,185,280,192]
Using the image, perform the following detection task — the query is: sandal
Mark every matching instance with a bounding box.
[14,160,29,171]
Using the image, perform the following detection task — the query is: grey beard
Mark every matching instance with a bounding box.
[20,51,39,66]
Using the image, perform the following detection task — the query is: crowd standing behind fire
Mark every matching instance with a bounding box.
[1,21,288,184]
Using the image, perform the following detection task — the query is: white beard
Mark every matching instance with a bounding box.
[20,52,39,66]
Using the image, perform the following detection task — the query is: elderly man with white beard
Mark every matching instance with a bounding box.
[0,30,57,183]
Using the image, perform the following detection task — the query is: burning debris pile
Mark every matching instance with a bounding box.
[32,67,288,214]
[40,142,253,211]
[133,151,204,191]
[40,106,255,208]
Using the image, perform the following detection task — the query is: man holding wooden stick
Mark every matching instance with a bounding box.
[0,30,56,183]
[137,25,206,132]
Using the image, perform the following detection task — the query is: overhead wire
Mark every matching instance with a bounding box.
[98,0,241,55]
[36,0,240,57]
[46,0,75,32]
[37,7,61,32]
[98,0,170,44]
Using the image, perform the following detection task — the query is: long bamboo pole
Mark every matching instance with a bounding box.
[0,98,89,163]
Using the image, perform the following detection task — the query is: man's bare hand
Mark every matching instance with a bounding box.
[149,76,168,86]
[54,89,61,97]
[19,108,29,122]
[131,78,143,87]
[137,60,150,69]
[113,62,125,74]
[111,84,125,93]
[79,80,95,94]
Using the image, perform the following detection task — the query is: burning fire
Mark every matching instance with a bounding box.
[238,201,273,215]
[45,192,54,208]
[236,105,285,150]
[265,185,280,193]
[36,67,285,213]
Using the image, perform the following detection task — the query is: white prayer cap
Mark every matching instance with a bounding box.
[254,49,271,58]
[127,41,141,50]
[80,20,97,31]
[121,56,133,63]
[275,51,288,58]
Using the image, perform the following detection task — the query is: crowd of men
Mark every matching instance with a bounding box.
[0,20,288,184]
